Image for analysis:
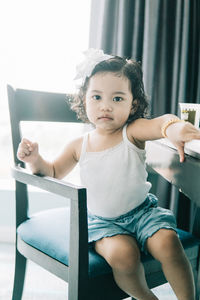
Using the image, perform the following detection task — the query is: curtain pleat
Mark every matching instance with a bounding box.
[115,0,135,57]
[100,0,119,53]
[178,0,190,102]
[131,0,145,61]
[171,1,183,114]
[142,0,161,110]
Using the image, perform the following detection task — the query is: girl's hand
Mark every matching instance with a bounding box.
[166,121,200,162]
[17,138,39,164]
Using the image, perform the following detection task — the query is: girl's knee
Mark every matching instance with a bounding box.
[95,235,141,273]
[147,229,183,261]
[111,245,140,273]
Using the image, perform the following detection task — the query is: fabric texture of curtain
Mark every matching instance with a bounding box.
[89,0,200,231]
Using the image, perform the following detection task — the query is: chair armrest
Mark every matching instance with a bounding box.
[11,165,86,201]
[12,165,89,280]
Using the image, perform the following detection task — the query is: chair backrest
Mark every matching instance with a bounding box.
[7,85,82,226]
[7,85,81,166]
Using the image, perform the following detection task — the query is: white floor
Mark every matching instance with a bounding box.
[0,243,177,300]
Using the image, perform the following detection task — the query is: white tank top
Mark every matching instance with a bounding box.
[79,125,152,218]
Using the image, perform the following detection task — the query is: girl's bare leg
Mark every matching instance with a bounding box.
[95,234,158,300]
[146,229,195,300]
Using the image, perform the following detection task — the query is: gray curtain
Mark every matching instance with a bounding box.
[89,0,200,230]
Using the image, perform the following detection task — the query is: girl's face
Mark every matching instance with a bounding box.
[85,72,135,131]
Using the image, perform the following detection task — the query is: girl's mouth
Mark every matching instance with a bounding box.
[98,115,113,120]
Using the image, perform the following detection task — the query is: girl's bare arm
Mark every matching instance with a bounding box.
[127,114,200,162]
[17,137,82,179]
[52,137,82,179]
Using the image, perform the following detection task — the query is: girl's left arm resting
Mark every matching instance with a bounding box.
[128,114,178,141]
[128,114,200,162]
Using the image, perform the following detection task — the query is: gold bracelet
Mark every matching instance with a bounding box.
[161,118,184,138]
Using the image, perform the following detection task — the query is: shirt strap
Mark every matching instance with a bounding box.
[122,124,128,142]
[79,133,88,163]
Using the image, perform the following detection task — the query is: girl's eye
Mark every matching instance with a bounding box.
[113,96,123,102]
[92,95,101,101]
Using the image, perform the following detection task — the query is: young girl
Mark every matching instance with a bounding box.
[17,49,200,300]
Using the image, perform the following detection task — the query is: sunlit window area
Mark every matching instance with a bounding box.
[0,0,91,180]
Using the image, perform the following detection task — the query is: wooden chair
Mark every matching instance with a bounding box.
[7,85,200,300]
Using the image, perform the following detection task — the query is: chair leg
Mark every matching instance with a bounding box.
[12,248,27,300]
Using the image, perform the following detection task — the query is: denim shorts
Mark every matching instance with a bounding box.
[88,193,177,254]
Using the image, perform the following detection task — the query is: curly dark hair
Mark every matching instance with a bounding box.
[67,56,149,123]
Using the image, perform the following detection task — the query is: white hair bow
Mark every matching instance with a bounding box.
[74,48,113,83]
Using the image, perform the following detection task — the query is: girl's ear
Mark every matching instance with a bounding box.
[130,99,138,115]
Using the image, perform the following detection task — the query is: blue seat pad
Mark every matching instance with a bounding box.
[17,207,200,278]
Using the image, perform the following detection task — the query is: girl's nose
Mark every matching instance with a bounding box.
[100,100,113,111]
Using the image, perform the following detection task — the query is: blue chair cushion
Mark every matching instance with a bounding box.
[17,207,200,278]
